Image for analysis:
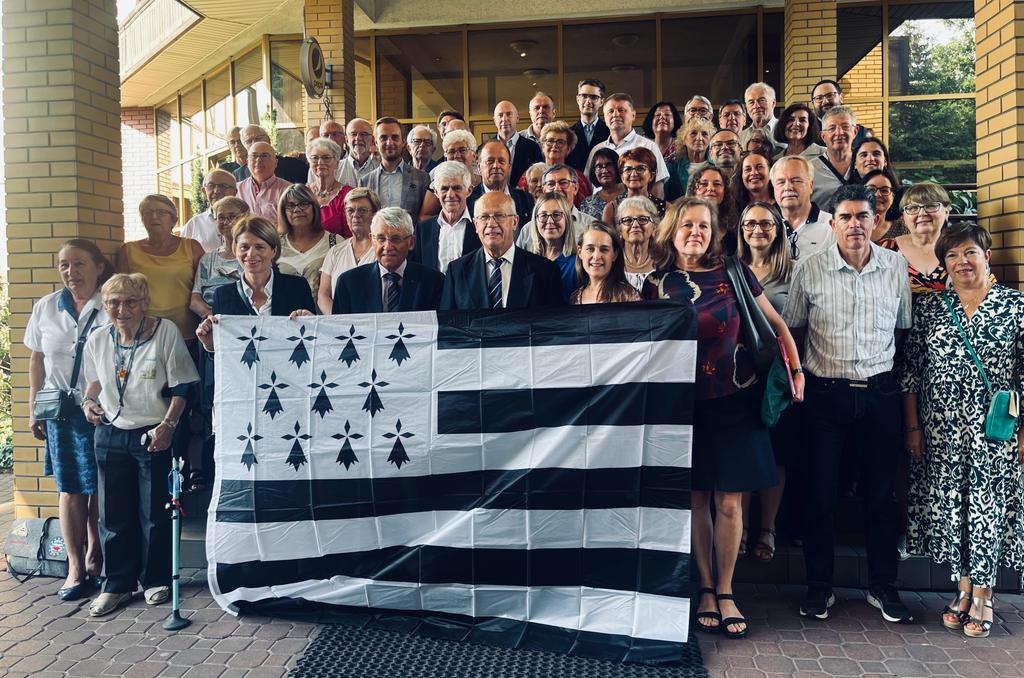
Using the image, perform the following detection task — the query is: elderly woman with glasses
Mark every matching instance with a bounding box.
[615,195,659,291]
[878,181,954,293]
[528,192,577,302]
[317,187,381,314]
[601,147,666,225]
[518,121,591,209]
[189,197,249,320]
[276,184,338,294]
[80,273,199,617]
[307,137,353,237]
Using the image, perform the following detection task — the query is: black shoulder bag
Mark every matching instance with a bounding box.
[32,309,100,421]
[724,255,777,374]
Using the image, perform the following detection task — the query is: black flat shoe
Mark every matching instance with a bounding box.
[693,587,722,634]
[57,582,88,601]
[716,593,749,639]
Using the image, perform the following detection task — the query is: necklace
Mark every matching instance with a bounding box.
[314,181,339,200]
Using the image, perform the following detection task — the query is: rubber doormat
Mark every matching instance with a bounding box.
[288,624,708,678]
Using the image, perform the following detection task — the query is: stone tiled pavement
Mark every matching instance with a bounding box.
[2,471,1024,677]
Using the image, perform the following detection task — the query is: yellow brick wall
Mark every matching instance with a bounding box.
[2,0,124,517]
[975,0,1024,284]
[784,0,838,107]
[840,44,884,135]
[303,0,357,127]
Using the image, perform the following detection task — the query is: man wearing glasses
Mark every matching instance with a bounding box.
[407,125,439,173]
[584,93,669,198]
[515,164,596,248]
[705,130,742,179]
[739,82,782,153]
[566,79,609,171]
[810,79,873,147]
[181,169,237,253]
[338,118,380,188]
[441,191,563,310]
[332,207,444,314]
[682,95,714,124]
[811,106,860,209]
[771,156,834,262]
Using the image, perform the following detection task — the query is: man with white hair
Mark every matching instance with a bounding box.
[811,106,860,209]
[338,118,380,188]
[520,91,556,143]
[237,141,291,220]
[683,95,714,123]
[739,82,782,153]
[770,155,834,261]
[407,125,439,173]
[413,161,480,272]
[332,206,444,313]
[181,169,237,252]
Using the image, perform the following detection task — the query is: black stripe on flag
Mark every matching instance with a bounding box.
[215,466,691,523]
[215,545,690,597]
[436,382,694,434]
[436,300,696,349]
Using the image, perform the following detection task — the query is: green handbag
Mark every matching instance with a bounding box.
[942,291,1018,442]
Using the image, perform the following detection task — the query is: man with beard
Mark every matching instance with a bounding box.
[359,117,430,217]
[739,82,783,154]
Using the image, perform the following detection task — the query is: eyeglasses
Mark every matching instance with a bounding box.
[824,124,854,135]
[686,107,711,116]
[710,141,740,150]
[308,155,336,164]
[745,97,770,107]
[621,165,649,175]
[537,211,565,222]
[474,213,514,224]
[348,131,372,139]
[215,212,242,223]
[618,216,654,228]
[409,139,433,146]
[741,220,776,232]
[543,138,568,148]
[445,147,470,157]
[903,202,944,215]
[593,162,616,172]
[543,179,575,189]
[250,153,274,161]
[371,235,411,245]
[577,93,601,101]
[204,182,235,191]
[103,298,142,310]
[284,202,313,212]
[866,186,894,197]
[141,209,174,219]
[811,91,839,104]
[345,207,371,217]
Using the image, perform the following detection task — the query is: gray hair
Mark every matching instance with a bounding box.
[616,195,660,222]
[686,95,712,111]
[442,129,478,154]
[431,160,472,190]
[306,137,342,160]
[769,155,816,183]
[744,82,777,102]
[822,104,858,126]
[542,163,577,184]
[372,206,414,236]
[407,124,436,146]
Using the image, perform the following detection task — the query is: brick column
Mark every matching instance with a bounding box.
[975,0,1024,285]
[784,0,838,106]
[303,0,357,127]
[2,0,123,517]
[121,107,155,242]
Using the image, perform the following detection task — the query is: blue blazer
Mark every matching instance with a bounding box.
[332,262,444,314]
[439,247,564,311]
[411,217,481,271]
[212,271,316,316]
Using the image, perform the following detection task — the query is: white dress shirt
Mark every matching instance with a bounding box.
[437,208,472,272]
[24,289,108,397]
[180,209,221,253]
[584,130,669,184]
[240,271,275,316]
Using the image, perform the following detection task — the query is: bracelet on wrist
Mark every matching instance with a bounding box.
[161,419,178,429]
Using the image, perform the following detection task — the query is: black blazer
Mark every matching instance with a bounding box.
[466,185,534,228]
[566,119,610,172]
[439,247,564,311]
[411,217,481,271]
[508,135,543,189]
[212,271,316,316]
[232,155,310,185]
[332,262,444,314]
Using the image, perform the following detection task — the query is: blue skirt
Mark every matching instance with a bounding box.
[44,407,97,494]
[692,387,777,492]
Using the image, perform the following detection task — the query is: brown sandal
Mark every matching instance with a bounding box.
[753,528,776,562]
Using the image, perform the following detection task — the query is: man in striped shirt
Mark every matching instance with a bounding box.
[783,183,913,625]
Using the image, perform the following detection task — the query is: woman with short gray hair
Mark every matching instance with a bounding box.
[615,195,659,291]
[307,136,353,236]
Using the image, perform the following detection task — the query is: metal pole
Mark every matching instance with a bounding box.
[163,455,191,631]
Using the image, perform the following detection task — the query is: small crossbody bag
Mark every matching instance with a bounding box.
[32,309,99,421]
[942,291,1018,442]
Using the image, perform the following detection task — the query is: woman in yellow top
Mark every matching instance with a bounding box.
[116,195,203,340]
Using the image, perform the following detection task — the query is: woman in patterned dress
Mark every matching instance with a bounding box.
[900,222,1024,638]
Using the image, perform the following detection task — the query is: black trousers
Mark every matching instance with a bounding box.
[94,424,171,593]
[799,371,901,590]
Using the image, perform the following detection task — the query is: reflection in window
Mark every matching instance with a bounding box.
[355,37,372,121]
[562,22,655,110]
[375,33,463,120]
[181,85,203,160]
[234,48,269,128]
[271,40,304,127]
[205,66,231,149]
[468,27,557,117]
[888,3,974,96]
[763,12,783,102]
[838,4,882,100]
[889,99,975,184]
[156,100,179,168]
[661,15,757,106]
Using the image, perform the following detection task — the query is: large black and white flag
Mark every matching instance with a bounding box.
[207,301,696,665]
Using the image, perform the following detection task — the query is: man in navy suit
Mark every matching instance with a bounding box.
[412,161,480,272]
[332,207,444,314]
[440,192,563,311]
[493,100,542,188]
[566,79,610,172]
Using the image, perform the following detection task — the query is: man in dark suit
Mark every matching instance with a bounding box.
[360,117,430,218]
[493,100,542,188]
[232,124,309,185]
[566,79,610,172]
[333,206,444,314]
[466,140,534,226]
[412,161,480,272]
[440,192,563,311]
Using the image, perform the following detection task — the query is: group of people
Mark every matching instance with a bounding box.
[26,77,1022,645]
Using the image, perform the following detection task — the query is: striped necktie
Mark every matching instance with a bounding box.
[384,272,401,312]
[488,258,504,309]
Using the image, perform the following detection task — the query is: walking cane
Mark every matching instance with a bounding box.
[163,454,191,631]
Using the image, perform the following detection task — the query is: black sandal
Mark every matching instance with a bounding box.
[693,587,721,634]
[716,593,749,639]
[753,528,776,562]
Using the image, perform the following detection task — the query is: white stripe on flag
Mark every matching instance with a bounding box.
[213,578,690,644]
[210,507,692,564]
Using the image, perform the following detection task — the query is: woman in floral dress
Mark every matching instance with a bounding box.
[900,222,1024,638]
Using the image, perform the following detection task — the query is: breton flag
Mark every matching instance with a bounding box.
[207,301,697,665]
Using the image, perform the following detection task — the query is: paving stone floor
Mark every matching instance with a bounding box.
[2,471,1023,677]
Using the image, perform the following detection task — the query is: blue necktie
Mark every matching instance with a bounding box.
[488,258,504,309]
[384,272,401,312]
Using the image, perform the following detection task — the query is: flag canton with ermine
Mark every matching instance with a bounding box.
[207,301,697,666]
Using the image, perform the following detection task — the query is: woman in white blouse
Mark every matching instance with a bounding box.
[25,239,112,601]
[81,273,199,617]
[316,187,380,314]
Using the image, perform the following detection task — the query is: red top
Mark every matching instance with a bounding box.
[320,185,353,237]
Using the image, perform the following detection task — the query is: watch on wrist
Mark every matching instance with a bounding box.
[791,366,804,375]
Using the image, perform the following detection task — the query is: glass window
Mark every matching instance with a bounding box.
[763,11,784,102]
[661,14,757,107]
[468,26,557,118]
[562,21,656,111]
[355,37,372,121]
[375,33,463,121]
[838,4,882,101]
[156,99,179,169]
[205,66,232,150]
[271,40,304,127]
[234,47,269,127]
[889,99,975,184]
[181,84,203,160]
[888,3,974,96]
